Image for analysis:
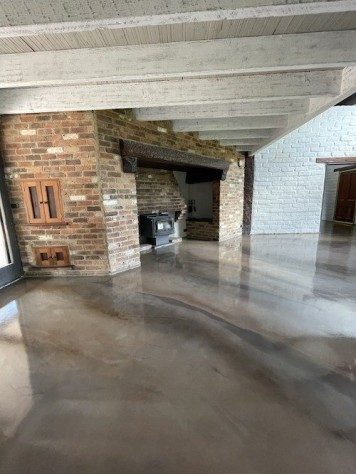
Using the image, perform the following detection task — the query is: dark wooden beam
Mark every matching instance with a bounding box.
[122,156,138,173]
[119,139,230,180]
[316,157,356,164]
[243,154,254,235]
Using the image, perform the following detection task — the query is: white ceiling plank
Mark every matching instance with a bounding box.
[220,139,263,145]
[0,71,340,114]
[1,31,355,88]
[233,146,255,151]
[1,1,355,38]
[199,130,278,140]
[251,66,356,154]
[173,116,288,131]
[135,98,312,121]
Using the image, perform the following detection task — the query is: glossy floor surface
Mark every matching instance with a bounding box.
[0,224,355,473]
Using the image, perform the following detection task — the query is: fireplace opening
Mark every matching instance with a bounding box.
[135,167,187,248]
[135,166,220,247]
[186,182,213,222]
[174,172,218,240]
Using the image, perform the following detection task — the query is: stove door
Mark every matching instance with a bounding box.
[155,218,173,235]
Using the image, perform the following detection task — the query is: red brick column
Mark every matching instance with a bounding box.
[95,111,141,274]
[1,112,110,276]
[219,161,245,241]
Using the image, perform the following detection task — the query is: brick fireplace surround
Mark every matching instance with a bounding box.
[0,110,244,276]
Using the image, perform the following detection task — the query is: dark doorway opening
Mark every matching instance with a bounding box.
[334,171,356,224]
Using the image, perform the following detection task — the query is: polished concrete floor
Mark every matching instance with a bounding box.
[0,224,355,473]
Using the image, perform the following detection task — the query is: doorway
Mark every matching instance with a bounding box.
[334,171,356,224]
[0,161,22,287]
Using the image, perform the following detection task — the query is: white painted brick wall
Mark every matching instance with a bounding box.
[251,107,356,234]
[321,164,345,221]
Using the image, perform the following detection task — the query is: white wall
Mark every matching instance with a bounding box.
[321,165,345,221]
[251,106,356,234]
[173,171,213,218]
[187,182,213,219]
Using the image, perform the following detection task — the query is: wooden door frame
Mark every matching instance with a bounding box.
[0,160,23,287]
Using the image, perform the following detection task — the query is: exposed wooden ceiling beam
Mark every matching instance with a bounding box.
[135,98,312,121]
[199,130,278,140]
[251,67,356,154]
[0,71,339,114]
[1,1,354,38]
[1,31,354,88]
[173,116,288,132]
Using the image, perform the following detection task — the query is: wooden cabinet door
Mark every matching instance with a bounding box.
[40,180,64,224]
[22,180,46,224]
[334,171,356,223]
[34,247,52,267]
[50,246,70,267]
[34,246,70,267]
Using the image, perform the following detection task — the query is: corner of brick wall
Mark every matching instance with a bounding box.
[186,181,220,241]
[95,110,245,244]
[136,167,187,216]
[219,161,245,241]
[1,111,110,276]
[95,111,141,274]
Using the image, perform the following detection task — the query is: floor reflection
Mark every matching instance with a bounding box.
[0,300,33,438]
[0,225,355,473]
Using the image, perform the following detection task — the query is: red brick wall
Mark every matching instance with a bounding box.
[185,164,245,241]
[95,112,141,274]
[0,112,110,276]
[219,162,245,240]
[101,109,240,161]
[136,168,187,215]
[186,181,220,240]
[95,109,245,244]
[0,109,245,277]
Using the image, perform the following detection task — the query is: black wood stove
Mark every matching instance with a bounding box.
[139,213,174,246]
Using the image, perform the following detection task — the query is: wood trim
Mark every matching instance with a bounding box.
[333,165,356,172]
[0,161,22,287]
[316,157,356,164]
